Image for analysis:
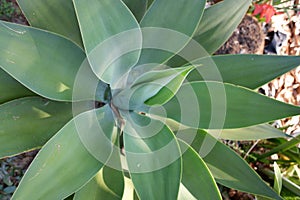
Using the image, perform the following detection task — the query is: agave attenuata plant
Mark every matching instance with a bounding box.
[0,0,300,199]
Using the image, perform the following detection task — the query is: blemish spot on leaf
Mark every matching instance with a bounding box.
[12,116,19,120]
[55,144,61,152]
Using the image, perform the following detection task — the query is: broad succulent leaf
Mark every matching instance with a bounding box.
[145,66,195,106]
[74,169,123,200]
[165,119,288,140]
[179,140,222,200]
[73,0,142,85]
[0,68,34,104]
[150,81,300,129]
[122,0,148,22]
[187,55,300,89]
[136,0,206,68]
[178,129,282,199]
[11,106,115,200]
[75,131,124,200]
[194,0,252,54]
[0,21,90,101]
[0,0,299,199]
[123,112,181,200]
[0,97,75,158]
[16,0,82,47]
[207,124,288,140]
[74,158,124,200]
[113,66,194,109]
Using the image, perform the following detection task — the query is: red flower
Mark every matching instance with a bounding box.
[252,4,276,23]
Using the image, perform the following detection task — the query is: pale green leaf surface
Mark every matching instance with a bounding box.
[207,124,287,140]
[187,55,300,89]
[74,171,119,200]
[74,167,123,200]
[16,0,82,46]
[122,0,147,22]
[73,105,116,163]
[12,106,115,200]
[274,162,283,195]
[165,118,287,140]
[123,112,181,200]
[75,132,124,200]
[113,66,193,109]
[0,21,88,101]
[151,81,300,129]
[177,184,197,200]
[178,128,282,199]
[145,67,194,106]
[162,118,287,140]
[122,177,135,200]
[193,0,252,54]
[101,133,125,198]
[179,139,221,200]
[0,68,34,104]
[0,97,74,158]
[137,0,206,66]
[73,0,141,84]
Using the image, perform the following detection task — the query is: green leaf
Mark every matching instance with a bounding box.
[136,0,206,66]
[179,139,221,200]
[207,124,288,140]
[16,0,82,47]
[12,106,115,200]
[145,66,195,106]
[113,66,194,109]
[122,0,147,22]
[75,131,124,200]
[0,21,90,101]
[151,81,300,129]
[74,167,123,200]
[74,172,118,200]
[122,177,136,200]
[258,135,300,159]
[274,162,283,195]
[193,0,252,54]
[123,112,181,200]
[0,68,34,104]
[0,97,76,158]
[178,128,282,199]
[147,0,154,7]
[73,0,142,84]
[163,118,287,140]
[177,184,197,200]
[187,55,300,89]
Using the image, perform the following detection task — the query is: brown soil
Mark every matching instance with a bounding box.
[216,15,265,54]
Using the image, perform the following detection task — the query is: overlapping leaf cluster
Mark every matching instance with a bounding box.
[0,0,299,199]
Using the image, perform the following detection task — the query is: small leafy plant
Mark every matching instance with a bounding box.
[0,0,300,199]
[0,0,15,20]
[0,0,20,21]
